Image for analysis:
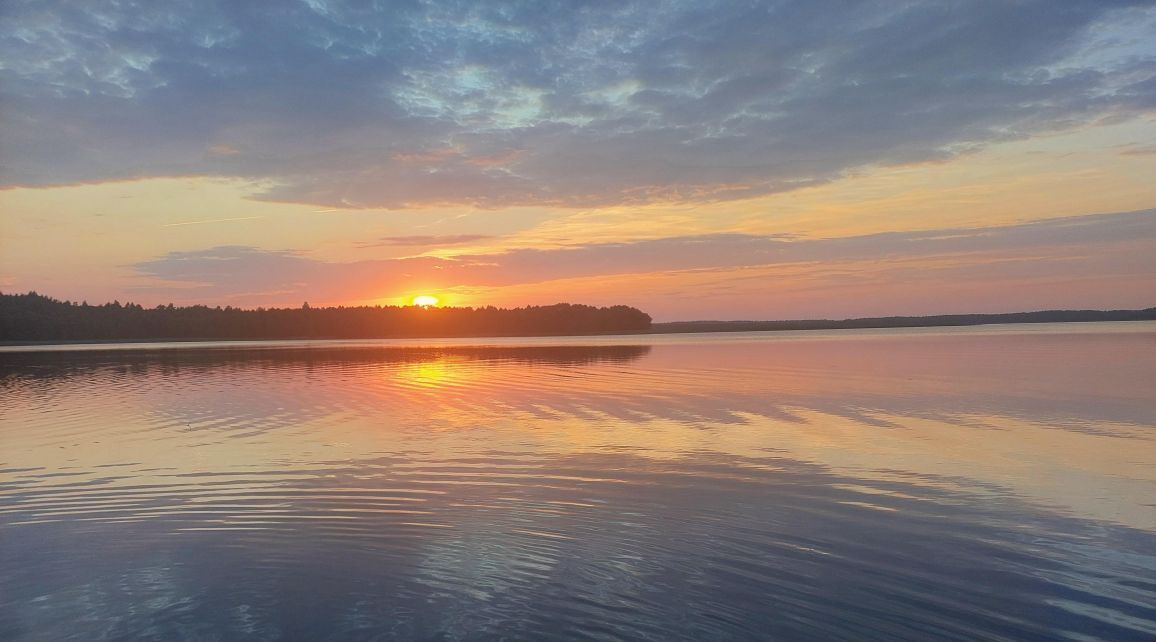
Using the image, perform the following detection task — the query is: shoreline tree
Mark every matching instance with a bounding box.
[0,292,653,342]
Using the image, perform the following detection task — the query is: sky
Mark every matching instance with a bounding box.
[1,0,1155,321]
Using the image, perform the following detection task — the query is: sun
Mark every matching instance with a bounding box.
[411,295,440,308]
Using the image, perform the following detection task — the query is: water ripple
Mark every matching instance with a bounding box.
[2,327,1155,640]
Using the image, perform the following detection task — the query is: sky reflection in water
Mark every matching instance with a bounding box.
[1,324,1155,641]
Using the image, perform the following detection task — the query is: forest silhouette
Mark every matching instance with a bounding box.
[0,292,652,342]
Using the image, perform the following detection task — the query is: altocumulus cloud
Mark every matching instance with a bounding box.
[132,209,1156,303]
[2,1,1155,208]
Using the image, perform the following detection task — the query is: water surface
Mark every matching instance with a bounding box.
[2,323,1155,641]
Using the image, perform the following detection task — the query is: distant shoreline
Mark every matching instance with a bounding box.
[648,308,1156,335]
[2,308,1153,347]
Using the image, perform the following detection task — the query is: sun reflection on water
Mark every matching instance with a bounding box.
[2,326,1155,641]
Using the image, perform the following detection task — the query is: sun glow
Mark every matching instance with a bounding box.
[412,295,440,307]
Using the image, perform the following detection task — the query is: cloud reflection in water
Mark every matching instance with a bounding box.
[1,326,1155,641]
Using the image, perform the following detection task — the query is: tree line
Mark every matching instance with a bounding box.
[0,292,652,342]
[652,308,1156,333]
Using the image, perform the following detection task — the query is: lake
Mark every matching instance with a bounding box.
[2,323,1155,641]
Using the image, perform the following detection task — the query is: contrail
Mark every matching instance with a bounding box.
[163,216,265,227]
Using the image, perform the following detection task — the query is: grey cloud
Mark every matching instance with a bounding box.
[1119,143,1156,155]
[132,209,1156,303]
[134,245,450,302]
[4,1,1153,207]
[133,246,316,291]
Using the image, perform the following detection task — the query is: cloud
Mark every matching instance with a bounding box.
[1119,143,1156,155]
[3,1,1155,208]
[132,208,1156,306]
[162,216,264,227]
[355,234,495,248]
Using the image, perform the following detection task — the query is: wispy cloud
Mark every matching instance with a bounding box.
[162,216,264,227]
[1118,143,1156,156]
[354,234,495,249]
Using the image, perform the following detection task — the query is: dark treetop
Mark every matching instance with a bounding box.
[651,309,1156,334]
[0,293,652,342]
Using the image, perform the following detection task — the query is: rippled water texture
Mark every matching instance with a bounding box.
[2,324,1155,641]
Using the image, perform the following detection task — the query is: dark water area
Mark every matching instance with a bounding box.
[2,323,1155,641]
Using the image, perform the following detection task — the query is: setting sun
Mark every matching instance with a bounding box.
[411,295,440,308]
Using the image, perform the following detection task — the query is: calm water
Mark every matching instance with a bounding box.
[2,323,1155,641]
